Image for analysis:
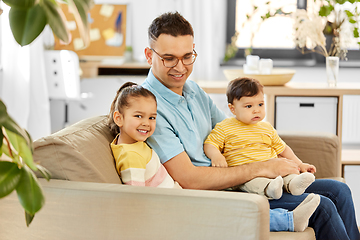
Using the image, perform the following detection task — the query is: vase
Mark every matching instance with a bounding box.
[326,56,339,87]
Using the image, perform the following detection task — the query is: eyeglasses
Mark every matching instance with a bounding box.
[150,48,197,68]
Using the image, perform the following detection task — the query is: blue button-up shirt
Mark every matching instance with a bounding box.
[142,70,227,166]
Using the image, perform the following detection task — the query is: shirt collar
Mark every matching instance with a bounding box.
[146,69,196,105]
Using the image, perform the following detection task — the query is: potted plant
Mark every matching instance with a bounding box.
[0,0,92,226]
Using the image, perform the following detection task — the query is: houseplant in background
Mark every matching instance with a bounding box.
[0,0,93,226]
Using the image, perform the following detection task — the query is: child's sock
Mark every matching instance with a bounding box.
[287,172,315,196]
[265,176,283,199]
[293,193,321,232]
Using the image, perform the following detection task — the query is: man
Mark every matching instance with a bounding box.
[142,12,359,240]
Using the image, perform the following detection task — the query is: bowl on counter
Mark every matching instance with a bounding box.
[223,68,296,86]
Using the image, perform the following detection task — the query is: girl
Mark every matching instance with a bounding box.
[108,82,181,188]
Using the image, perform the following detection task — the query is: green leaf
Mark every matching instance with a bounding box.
[41,0,71,44]
[345,10,354,17]
[2,0,36,9]
[36,164,51,181]
[0,100,7,124]
[16,165,45,215]
[275,9,283,15]
[319,5,334,17]
[0,101,31,145]
[25,211,35,227]
[349,19,357,24]
[336,0,346,4]
[354,27,359,38]
[0,161,22,198]
[5,129,37,171]
[1,139,11,158]
[9,4,47,46]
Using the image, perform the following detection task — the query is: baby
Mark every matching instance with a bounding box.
[204,77,316,199]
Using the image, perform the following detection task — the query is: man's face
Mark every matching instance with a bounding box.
[146,34,195,95]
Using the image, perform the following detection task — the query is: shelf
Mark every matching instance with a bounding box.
[80,61,150,78]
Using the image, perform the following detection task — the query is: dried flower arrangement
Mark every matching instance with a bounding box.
[293,9,334,57]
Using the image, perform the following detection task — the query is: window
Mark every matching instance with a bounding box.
[226,0,360,66]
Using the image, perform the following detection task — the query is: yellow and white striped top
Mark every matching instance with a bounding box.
[204,117,286,166]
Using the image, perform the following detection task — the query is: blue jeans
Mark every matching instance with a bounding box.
[270,208,294,232]
[270,179,360,240]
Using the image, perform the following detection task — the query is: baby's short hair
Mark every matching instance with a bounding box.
[226,77,264,104]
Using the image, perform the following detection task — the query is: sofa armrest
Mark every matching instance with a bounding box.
[278,131,340,178]
[0,179,270,240]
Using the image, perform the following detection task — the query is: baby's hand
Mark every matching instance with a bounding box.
[212,156,228,168]
[299,163,316,174]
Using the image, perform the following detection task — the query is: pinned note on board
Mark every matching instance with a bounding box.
[99,4,114,18]
[90,28,101,42]
[54,4,127,60]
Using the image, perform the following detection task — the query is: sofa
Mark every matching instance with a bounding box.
[0,115,342,240]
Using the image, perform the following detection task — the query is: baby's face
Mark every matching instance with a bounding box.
[228,92,265,125]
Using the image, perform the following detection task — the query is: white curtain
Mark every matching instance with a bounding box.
[130,0,227,81]
[1,4,51,140]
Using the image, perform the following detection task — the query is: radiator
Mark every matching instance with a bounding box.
[342,96,360,144]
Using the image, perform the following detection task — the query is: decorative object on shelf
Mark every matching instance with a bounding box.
[223,68,296,86]
[0,0,92,227]
[242,55,274,75]
[326,56,339,87]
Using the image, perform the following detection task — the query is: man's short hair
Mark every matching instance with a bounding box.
[148,11,194,46]
[226,77,264,104]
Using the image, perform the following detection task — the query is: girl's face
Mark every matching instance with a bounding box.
[228,92,265,125]
[114,96,157,144]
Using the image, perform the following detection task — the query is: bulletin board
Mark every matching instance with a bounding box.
[54,4,127,59]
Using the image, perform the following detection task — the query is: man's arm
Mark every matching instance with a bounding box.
[163,151,300,190]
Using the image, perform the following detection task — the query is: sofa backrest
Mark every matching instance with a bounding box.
[34,115,122,183]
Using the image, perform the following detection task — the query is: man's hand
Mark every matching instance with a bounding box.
[259,158,300,179]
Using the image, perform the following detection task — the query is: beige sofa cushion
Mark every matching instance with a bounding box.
[34,115,121,183]
[278,131,340,178]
